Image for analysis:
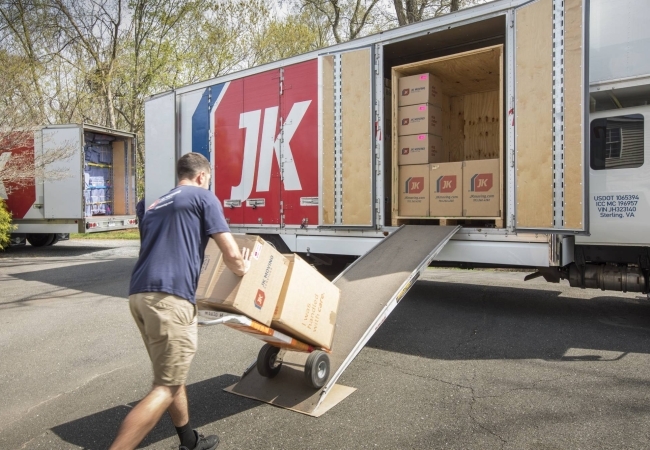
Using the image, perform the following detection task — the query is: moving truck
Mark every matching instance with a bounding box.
[144,0,650,295]
[2,124,138,246]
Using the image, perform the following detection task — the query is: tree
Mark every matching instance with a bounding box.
[392,0,487,26]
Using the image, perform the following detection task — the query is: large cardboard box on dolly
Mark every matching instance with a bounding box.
[398,134,445,165]
[272,255,341,350]
[398,103,443,136]
[197,235,289,326]
[430,162,463,217]
[398,73,443,107]
[196,239,222,300]
[462,159,500,217]
[398,164,430,217]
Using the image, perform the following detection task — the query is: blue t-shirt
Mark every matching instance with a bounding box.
[129,186,230,304]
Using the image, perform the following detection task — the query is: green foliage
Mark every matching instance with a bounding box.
[0,199,15,250]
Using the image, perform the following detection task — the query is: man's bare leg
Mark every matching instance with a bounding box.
[167,385,190,426]
[109,385,179,450]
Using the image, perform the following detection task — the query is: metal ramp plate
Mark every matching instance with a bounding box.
[226,225,460,416]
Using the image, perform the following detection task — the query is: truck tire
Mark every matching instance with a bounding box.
[48,234,61,246]
[27,234,56,247]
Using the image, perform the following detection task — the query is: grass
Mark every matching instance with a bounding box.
[70,228,140,240]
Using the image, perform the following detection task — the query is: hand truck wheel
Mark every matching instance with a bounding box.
[304,350,330,389]
[256,343,282,378]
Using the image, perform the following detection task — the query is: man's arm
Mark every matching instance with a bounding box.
[211,232,248,276]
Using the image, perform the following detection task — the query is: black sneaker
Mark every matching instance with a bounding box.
[179,430,219,450]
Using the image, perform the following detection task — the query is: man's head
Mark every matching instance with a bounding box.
[177,153,211,189]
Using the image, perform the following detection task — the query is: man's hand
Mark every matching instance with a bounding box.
[241,246,252,275]
[211,232,248,277]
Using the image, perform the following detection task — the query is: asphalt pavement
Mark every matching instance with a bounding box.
[1,239,650,449]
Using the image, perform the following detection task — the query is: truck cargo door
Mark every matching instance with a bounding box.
[513,0,589,233]
[144,91,176,206]
[42,126,83,219]
[320,47,375,227]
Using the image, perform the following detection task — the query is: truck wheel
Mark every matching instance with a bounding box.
[27,234,55,247]
[48,234,61,246]
[304,351,330,389]
[257,344,282,378]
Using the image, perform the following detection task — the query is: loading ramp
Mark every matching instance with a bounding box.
[225,225,460,416]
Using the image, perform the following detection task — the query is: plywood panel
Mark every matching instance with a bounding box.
[341,48,372,226]
[391,70,399,226]
[321,55,335,225]
[447,96,465,162]
[563,0,585,230]
[463,91,499,160]
[515,0,553,228]
[112,140,126,215]
[394,46,502,97]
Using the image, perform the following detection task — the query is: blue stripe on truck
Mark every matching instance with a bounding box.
[191,84,224,161]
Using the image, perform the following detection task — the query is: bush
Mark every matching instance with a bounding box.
[0,199,14,250]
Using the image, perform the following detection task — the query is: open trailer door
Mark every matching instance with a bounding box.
[513,0,589,233]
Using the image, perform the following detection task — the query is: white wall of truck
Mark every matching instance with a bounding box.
[145,0,650,292]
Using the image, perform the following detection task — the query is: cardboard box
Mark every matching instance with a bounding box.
[197,235,289,326]
[398,73,443,107]
[430,162,463,217]
[398,103,442,136]
[196,239,223,300]
[462,159,501,217]
[398,164,430,217]
[272,255,340,349]
[398,134,445,165]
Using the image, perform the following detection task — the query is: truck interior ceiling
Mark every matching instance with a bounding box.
[83,131,135,218]
[591,84,650,112]
[383,15,507,229]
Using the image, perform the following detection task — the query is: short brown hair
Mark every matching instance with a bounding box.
[177,153,210,180]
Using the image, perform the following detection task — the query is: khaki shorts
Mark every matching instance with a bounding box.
[129,292,198,386]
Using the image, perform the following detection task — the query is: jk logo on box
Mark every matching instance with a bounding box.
[254,289,265,309]
[402,88,410,96]
[402,118,410,126]
[405,177,424,194]
[401,147,410,155]
[470,173,493,192]
[436,175,457,193]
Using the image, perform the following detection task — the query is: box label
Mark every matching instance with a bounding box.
[436,175,457,193]
[470,173,493,192]
[253,242,263,260]
[405,177,425,194]
[254,289,265,309]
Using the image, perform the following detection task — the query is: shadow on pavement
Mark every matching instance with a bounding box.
[10,258,136,301]
[367,279,650,361]
[51,374,256,450]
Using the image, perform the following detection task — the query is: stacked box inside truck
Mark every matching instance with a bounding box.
[84,133,114,216]
[391,45,504,227]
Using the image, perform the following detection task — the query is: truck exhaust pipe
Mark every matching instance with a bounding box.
[568,264,648,293]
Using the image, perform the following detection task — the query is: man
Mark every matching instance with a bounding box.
[111,153,248,450]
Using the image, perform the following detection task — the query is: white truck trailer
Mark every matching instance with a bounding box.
[144,0,650,414]
[3,123,138,246]
[144,0,649,294]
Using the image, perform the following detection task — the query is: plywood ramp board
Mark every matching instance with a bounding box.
[321,55,335,225]
[515,0,554,228]
[394,46,502,97]
[563,0,585,230]
[447,96,465,162]
[112,141,126,215]
[341,49,373,226]
[463,91,499,160]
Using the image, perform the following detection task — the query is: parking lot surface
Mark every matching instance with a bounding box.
[1,240,650,449]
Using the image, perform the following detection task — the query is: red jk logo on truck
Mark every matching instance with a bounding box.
[470,173,493,192]
[436,175,457,193]
[405,177,424,194]
[254,289,265,309]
